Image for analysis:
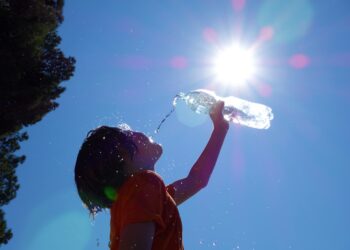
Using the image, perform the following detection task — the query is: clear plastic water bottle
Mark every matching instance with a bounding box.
[175,89,273,129]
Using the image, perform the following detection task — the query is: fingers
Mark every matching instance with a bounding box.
[210,100,225,115]
[216,100,225,112]
[210,100,229,129]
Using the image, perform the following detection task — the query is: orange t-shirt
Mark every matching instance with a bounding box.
[110,170,184,250]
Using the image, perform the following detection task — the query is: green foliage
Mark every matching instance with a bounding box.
[0,0,75,138]
[0,132,28,206]
[0,0,75,245]
[0,133,27,245]
[0,210,12,245]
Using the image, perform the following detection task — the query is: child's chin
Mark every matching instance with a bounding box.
[152,143,162,156]
[152,151,161,161]
[145,144,162,165]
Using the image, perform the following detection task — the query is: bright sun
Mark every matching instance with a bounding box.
[212,44,257,85]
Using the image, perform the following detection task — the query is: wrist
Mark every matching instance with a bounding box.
[213,121,229,132]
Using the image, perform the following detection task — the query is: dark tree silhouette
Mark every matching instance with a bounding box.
[0,0,75,245]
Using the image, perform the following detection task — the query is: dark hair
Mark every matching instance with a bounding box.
[74,125,137,215]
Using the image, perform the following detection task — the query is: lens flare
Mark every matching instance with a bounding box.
[231,0,246,12]
[289,54,310,69]
[170,56,188,69]
[202,27,218,43]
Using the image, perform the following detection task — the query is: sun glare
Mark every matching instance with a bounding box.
[212,45,257,85]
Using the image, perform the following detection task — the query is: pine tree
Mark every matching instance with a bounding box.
[0,0,75,245]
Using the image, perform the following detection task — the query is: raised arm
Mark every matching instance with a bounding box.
[169,101,229,206]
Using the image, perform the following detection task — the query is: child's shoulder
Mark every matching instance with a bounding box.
[133,170,164,185]
[120,170,166,198]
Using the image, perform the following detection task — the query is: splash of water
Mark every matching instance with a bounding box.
[117,123,132,131]
[155,93,185,134]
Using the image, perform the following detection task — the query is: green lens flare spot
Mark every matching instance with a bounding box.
[104,186,118,201]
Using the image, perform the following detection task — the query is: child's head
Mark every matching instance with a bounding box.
[74,125,162,215]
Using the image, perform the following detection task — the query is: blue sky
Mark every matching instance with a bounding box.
[4,0,350,249]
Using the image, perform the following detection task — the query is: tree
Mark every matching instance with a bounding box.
[0,132,28,244]
[0,0,75,245]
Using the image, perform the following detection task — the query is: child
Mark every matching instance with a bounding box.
[74,101,229,250]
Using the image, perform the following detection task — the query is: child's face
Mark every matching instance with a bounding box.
[126,131,162,172]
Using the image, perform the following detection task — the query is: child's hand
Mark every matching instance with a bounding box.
[210,101,229,130]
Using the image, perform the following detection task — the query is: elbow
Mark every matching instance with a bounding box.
[188,172,209,190]
[202,179,209,189]
[194,178,209,190]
